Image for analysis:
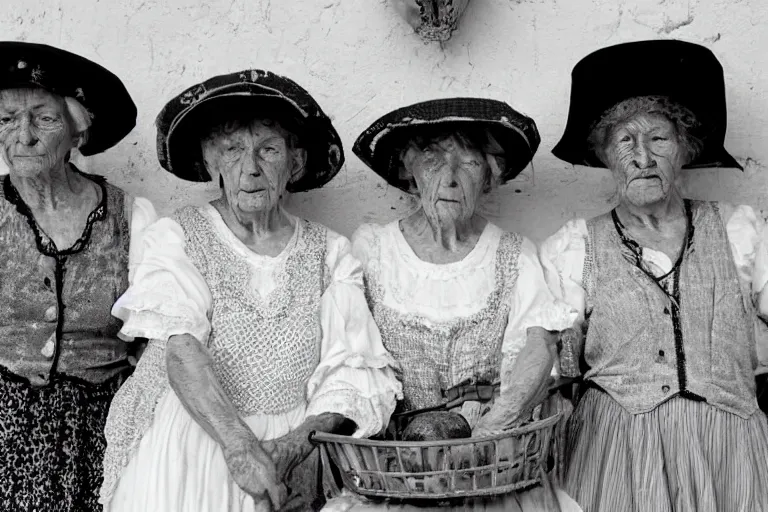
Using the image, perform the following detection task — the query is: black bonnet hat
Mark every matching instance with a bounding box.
[0,41,137,156]
[155,69,344,192]
[552,39,741,170]
[353,97,540,193]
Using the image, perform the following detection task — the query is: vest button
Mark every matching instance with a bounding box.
[663,307,670,315]
[658,350,665,357]
[44,306,57,322]
[662,385,670,393]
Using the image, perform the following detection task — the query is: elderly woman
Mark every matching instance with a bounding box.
[99,69,402,512]
[323,98,582,511]
[0,42,151,510]
[542,40,768,511]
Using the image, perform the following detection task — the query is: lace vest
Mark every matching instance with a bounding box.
[100,208,327,503]
[583,201,758,418]
[364,231,522,411]
[176,207,326,415]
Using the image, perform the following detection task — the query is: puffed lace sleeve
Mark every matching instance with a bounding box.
[349,222,377,267]
[722,204,768,374]
[499,236,578,391]
[126,197,158,285]
[112,216,212,344]
[539,219,590,323]
[305,229,403,438]
[716,203,763,296]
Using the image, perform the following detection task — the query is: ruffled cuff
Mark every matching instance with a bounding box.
[306,356,402,438]
[311,232,403,437]
[112,217,213,344]
[113,287,211,343]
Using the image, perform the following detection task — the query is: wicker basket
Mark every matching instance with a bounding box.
[311,412,562,501]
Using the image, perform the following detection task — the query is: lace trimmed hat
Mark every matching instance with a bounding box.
[353,97,540,193]
[155,69,344,192]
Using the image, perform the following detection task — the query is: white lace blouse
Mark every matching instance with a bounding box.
[540,203,768,374]
[111,205,402,438]
[351,220,578,386]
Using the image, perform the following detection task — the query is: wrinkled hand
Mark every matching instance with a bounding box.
[223,438,287,510]
[471,402,525,437]
[472,327,557,437]
[260,430,313,483]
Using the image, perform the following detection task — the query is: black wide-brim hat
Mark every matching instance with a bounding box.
[0,41,137,156]
[156,69,344,192]
[552,39,742,170]
[353,98,541,193]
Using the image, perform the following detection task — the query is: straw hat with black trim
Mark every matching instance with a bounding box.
[0,41,137,155]
[353,97,541,193]
[156,69,344,192]
[552,39,742,170]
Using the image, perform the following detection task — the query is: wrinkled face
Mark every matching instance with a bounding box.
[202,119,305,214]
[604,113,687,208]
[0,88,78,178]
[403,133,488,224]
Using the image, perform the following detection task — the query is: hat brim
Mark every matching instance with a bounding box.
[353,98,541,194]
[552,39,742,171]
[157,75,344,192]
[552,141,742,170]
[0,41,137,156]
[359,120,537,193]
[165,94,308,182]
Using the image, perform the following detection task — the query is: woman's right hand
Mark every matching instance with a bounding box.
[223,437,287,509]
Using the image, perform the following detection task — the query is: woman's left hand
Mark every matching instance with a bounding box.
[260,429,312,482]
[261,412,354,482]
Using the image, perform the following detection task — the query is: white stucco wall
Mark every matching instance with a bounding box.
[3,0,767,242]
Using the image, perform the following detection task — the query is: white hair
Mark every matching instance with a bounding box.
[64,96,93,149]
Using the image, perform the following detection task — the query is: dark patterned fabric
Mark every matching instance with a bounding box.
[0,41,137,155]
[353,97,540,193]
[552,39,741,170]
[155,69,344,191]
[0,169,133,385]
[0,168,133,510]
[0,364,125,512]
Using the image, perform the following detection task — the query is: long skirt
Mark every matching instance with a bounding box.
[0,364,124,512]
[105,389,322,511]
[565,388,768,512]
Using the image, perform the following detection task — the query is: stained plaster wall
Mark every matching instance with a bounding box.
[3,0,768,243]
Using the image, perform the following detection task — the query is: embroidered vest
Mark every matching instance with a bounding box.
[0,172,131,385]
[583,201,758,418]
[364,230,522,411]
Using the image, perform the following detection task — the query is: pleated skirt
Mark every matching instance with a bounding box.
[565,388,768,512]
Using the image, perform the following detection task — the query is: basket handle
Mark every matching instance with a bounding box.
[309,431,343,500]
